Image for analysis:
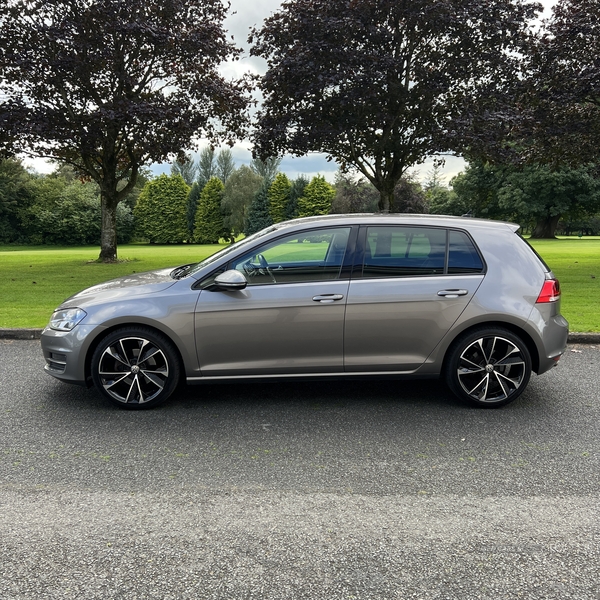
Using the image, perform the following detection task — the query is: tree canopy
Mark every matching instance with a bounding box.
[0,0,248,261]
[250,0,540,212]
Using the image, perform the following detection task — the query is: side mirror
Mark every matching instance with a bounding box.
[212,269,248,291]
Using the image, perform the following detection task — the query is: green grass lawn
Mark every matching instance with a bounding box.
[1,237,598,331]
[0,244,222,328]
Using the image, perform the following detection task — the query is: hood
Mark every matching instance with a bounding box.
[60,267,178,307]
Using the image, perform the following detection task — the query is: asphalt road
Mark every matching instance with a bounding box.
[1,340,599,599]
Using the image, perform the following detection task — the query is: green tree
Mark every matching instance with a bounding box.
[186,182,202,241]
[331,170,378,213]
[134,175,190,244]
[268,173,292,223]
[216,148,236,184]
[250,157,282,185]
[0,158,35,243]
[393,176,428,214]
[449,162,506,219]
[250,0,539,211]
[0,0,248,261]
[498,165,600,238]
[222,165,263,236]
[171,153,198,186]
[197,147,217,189]
[297,176,335,217]
[194,176,228,243]
[24,176,134,245]
[245,181,273,235]
[286,175,310,219]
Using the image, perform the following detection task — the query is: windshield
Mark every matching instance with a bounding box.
[173,226,279,279]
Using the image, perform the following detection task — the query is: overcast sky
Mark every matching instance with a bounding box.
[27,0,559,185]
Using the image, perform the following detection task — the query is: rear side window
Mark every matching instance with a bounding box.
[361,226,484,278]
[448,230,484,274]
[362,226,447,277]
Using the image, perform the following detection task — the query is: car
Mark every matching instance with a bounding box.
[41,214,568,409]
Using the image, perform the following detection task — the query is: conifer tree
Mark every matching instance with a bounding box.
[134,175,190,244]
[287,175,309,219]
[297,175,335,217]
[194,176,227,243]
[245,181,273,235]
[268,172,291,223]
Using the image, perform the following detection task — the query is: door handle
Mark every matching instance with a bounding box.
[312,294,344,303]
[437,289,468,299]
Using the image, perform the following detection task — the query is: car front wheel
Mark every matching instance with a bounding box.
[444,327,532,408]
[91,327,181,409]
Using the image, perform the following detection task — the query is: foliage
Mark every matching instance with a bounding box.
[250,157,282,185]
[250,0,540,211]
[393,176,428,214]
[498,166,600,238]
[0,0,248,261]
[222,165,264,236]
[197,147,217,189]
[216,149,236,184]
[0,158,35,243]
[245,181,273,235]
[171,153,199,186]
[28,181,134,245]
[194,176,228,243]
[268,173,291,223]
[426,187,462,216]
[134,175,190,244]
[449,162,507,219]
[518,0,600,168]
[331,171,378,213]
[287,175,309,219]
[186,183,202,242]
[297,176,335,217]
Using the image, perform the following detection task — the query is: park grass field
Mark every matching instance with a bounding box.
[1,237,599,331]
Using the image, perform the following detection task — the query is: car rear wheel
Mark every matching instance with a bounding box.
[445,327,532,408]
[91,327,181,409]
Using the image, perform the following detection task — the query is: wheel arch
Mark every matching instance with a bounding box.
[441,320,540,375]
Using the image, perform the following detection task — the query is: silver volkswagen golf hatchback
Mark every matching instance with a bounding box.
[41,215,568,409]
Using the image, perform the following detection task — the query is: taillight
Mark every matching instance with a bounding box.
[536,277,561,303]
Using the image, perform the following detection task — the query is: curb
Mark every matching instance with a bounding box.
[1,328,599,344]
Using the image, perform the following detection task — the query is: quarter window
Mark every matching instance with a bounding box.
[448,230,484,274]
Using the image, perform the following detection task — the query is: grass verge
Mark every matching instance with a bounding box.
[0,237,598,331]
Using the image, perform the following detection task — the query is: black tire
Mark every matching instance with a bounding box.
[444,327,532,408]
[91,327,181,409]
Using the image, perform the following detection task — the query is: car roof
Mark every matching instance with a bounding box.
[272,213,520,233]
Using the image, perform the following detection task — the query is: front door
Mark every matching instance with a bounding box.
[194,226,352,376]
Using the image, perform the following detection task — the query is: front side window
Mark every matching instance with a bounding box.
[230,227,351,285]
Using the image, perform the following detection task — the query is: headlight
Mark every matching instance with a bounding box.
[49,308,87,331]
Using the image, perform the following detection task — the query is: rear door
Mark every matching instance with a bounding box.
[344,226,485,372]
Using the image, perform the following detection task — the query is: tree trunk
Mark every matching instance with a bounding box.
[530,214,561,239]
[378,186,395,212]
[99,192,118,262]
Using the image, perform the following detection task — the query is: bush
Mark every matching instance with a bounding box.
[26,180,134,245]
